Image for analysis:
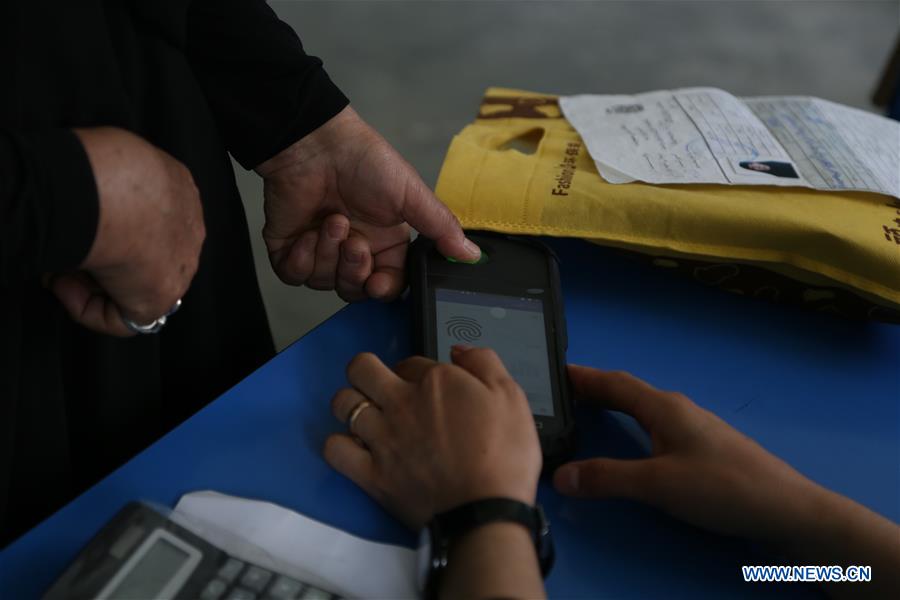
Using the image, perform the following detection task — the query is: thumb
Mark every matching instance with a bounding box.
[400,178,480,262]
[51,272,135,337]
[553,457,654,501]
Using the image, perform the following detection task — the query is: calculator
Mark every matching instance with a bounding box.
[44,502,342,600]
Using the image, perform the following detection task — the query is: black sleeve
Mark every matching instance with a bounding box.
[185,0,350,170]
[0,129,99,287]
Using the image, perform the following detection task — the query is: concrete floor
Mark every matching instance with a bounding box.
[234,0,900,350]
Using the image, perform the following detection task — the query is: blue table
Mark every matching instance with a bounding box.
[2,238,898,599]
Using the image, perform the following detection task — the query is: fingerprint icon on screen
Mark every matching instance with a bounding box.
[445,316,483,343]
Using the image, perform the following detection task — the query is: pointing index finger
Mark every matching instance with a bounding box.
[450,346,515,390]
[399,178,480,262]
[567,365,664,430]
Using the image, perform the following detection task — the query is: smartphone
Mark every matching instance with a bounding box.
[408,231,576,468]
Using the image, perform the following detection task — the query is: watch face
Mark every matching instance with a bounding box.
[416,528,432,594]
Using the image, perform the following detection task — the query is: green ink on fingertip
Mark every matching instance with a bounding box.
[447,252,488,265]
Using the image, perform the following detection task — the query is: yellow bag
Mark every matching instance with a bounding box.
[435,88,900,322]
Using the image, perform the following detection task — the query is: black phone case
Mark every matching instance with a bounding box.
[407,231,576,470]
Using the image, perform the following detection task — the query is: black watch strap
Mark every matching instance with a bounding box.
[433,497,554,576]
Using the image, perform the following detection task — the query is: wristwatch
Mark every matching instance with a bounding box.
[416,497,555,599]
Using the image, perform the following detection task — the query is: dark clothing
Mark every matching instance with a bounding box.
[0,0,348,546]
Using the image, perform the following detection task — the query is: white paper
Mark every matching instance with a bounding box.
[172,491,418,599]
[745,96,900,195]
[560,87,900,198]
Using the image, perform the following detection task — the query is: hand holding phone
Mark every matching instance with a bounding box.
[408,232,576,467]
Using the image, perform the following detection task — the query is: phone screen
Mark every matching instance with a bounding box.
[434,288,555,416]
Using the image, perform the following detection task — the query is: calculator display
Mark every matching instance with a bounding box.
[109,537,190,598]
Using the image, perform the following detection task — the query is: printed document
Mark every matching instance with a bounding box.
[560,88,899,198]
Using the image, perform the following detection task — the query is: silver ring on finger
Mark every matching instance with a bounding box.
[347,400,374,435]
[122,298,182,335]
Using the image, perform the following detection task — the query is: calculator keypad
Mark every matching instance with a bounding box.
[218,558,245,583]
[200,578,229,599]
[268,575,304,599]
[297,587,332,600]
[199,556,339,600]
[241,565,273,592]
